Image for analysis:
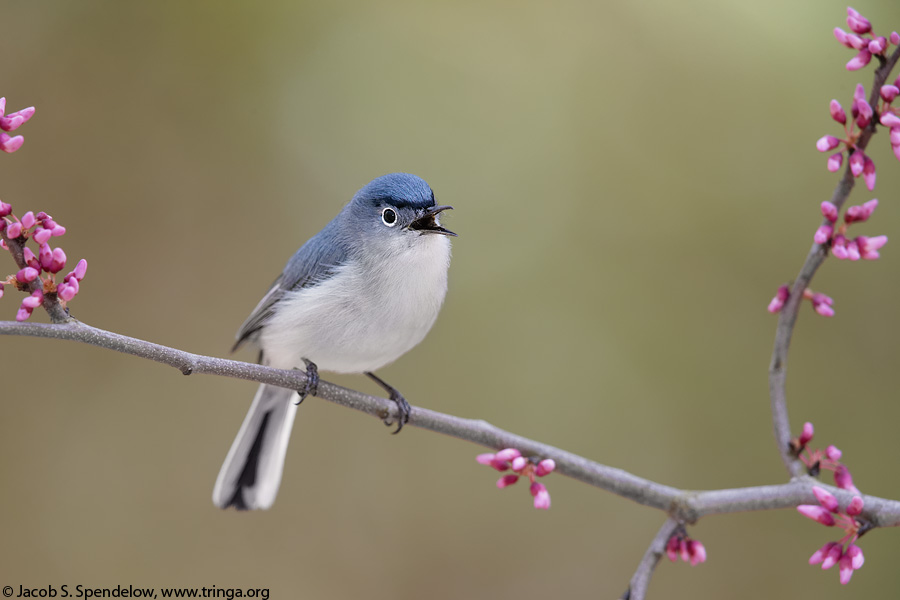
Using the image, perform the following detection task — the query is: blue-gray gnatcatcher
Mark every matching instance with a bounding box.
[212,173,455,510]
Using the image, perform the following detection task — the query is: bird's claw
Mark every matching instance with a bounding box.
[295,359,319,405]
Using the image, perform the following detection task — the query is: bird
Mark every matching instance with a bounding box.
[212,173,455,510]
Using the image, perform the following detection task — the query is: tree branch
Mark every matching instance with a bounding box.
[620,518,680,600]
[3,319,900,528]
[768,43,900,476]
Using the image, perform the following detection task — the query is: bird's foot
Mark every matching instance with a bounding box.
[295,359,319,405]
[365,371,411,434]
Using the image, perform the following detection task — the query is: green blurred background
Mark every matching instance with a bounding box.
[2,0,900,597]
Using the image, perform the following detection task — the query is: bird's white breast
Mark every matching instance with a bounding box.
[260,234,451,373]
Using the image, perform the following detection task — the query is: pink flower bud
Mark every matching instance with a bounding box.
[530,482,551,509]
[881,85,900,103]
[846,33,866,50]
[839,553,854,584]
[495,448,521,462]
[846,543,864,569]
[535,458,556,476]
[855,99,873,128]
[15,306,33,321]
[814,302,835,317]
[816,135,841,152]
[16,267,39,283]
[496,474,519,488]
[854,83,866,102]
[48,247,67,273]
[892,32,900,45]
[858,234,887,260]
[0,200,11,217]
[511,456,527,472]
[868,36,887,54]
[74,258,87,280]
[58,283,77,302]
[846,496,864,517]
[846,49,871,70]
[666,536,680,562]
[7,221,22,238]
[476,453,496,465]
[891,128,900,145]
[834,464,861,494]
[799,421,814,446]
[21,211,35,229]
[882,112,900,127]
[767,285,790,314]
[21,290,43,309]
[812,486,839,512]
[847,18,871,36]
[33,228,52,244]
[825,445,842,461]
[862,155,876,190]
[50,225,66,237]
[0,283,4,299]
[810,541,839,565]
[834,27,852,47]
[65,276,79,295]
[849,151,865,176]
[832,234,849,259]
[827,152,844,172]
[821,201,839,223]
[814,225,833,245]
[23,246,39,270]
[822,542,843,570]
[829,99,846,124]
[846,239,861,261]
[797,504,836,526]
[686,539,706,566]
[0,132,24,153]
[38,243,52,270]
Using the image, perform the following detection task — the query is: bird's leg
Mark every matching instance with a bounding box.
[364,371,411,434]
[295,358,319,405]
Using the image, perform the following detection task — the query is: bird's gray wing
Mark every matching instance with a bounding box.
[232,219,349,352]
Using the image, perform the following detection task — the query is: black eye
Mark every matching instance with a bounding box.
[381,207,398,227]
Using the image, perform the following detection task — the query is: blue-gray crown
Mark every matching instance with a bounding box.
[352,173,435,209]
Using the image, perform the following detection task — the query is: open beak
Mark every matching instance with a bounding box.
[409,205,457,237]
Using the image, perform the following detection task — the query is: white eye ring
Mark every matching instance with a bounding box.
[381,207,398,227]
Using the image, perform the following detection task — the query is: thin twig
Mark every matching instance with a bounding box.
[621,518,680,600]
[768,44,900,475]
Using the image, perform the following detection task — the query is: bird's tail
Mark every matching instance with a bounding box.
[212,384,298,510]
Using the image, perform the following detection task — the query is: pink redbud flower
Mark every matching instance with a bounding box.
[853,83,866,103]
[22,246,39,270]
[857,235,888,260]
[535,459,556,476]
[497,474,519,488]
[832,235,849,259]
[767,285,790,314]
[846,8,872,34]
[686,539,706,566]
[834,464,861,494]
[15,306,32,321]
[816,135,841,152]
[881,85,900,103]
[0,106,35,132]
[827,152,844,172]
[810,541,840,566]
[48,247,66,273]
[882,112,900,128]
[892,32,900,45]
[849,151,865,176]
[0,133,24,153]
[891,128,900,145]
[58,283,77,302]
[799,422,815,447]
[825,445,843,461]
[74,258,87,280]
[821,201,839,223]
[7,221,23,238]
[797,505,837,526]
[0,283,4,298]
[814,300,835,318]
[834,27,852,47]
[51,225,66,237]
[845,239,861,261]
[844,198,878,223]
[511,456,527,471]
[812,486,839,512]
[846,496,864,517]
[846,50,872,71]
[21,211,35,229]
[855,98,873,128]
[868,36,887,55]
[16,267,39,283]
[33,228,52,244]
[530,482,551,509]
[814,225,834,245]
[0,200,11,217]
[829,99,846,124]
[862,155,876,190]
[495,448,521,462]
[21,290,43,310]
[822,542,844,570]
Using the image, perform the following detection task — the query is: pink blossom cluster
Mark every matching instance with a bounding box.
[665,531,707,567]
[767,286,836,318]
[476,448,556,509]
[790,422,861,497]
[814,199,887,260]
[0,98,35,153]
[1,201,87,320]
[833,7,899,71]
[798,487,866,585]
[816,85,884,190]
